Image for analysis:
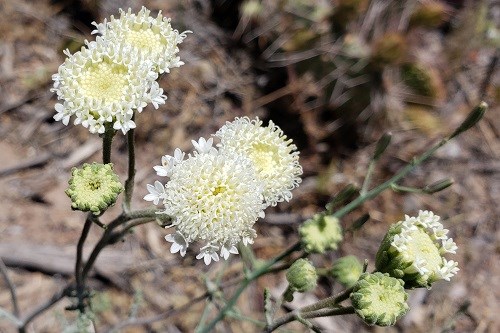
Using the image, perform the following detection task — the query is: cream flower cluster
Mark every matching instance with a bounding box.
[52,7,188,134]
[145,118,303,265]
[376,210,459,288]
[216,117,302,206]
[91,7,189,74]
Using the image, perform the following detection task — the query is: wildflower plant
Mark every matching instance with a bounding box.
[2,5,488,333]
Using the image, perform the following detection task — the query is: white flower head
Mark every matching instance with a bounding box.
[52,37,166,134]
[215,117,303,207]
[376,210,459,288]
[91,6,190,74]
[149,145,265,265]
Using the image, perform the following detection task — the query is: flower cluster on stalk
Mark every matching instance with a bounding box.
[145,118,303,265]
[52,7,189,134]
[375,210,459,288]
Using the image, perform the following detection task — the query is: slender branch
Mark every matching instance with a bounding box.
[265,306,355,332]
[102,127,115,165]
[0,307,21,326]
[360,160,375,195]
[18,283,74,332]
[81,209,163,283]
[332,137,449,219]
[300,287,353,313]
[198,243,302,333]
[75,214,94,312]
[104,293,208,332]
[390,183,423,193]
[0,257,19,317]
[123,116,136,213]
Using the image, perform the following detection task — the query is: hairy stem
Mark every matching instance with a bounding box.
[102,127,115,164]
[265,306,355,332]
[300,287,354,313]
[75,214,94,312]
[123,117,136,213]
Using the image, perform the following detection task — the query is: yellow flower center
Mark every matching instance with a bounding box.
[125,28,164,54]
[406,228,442,274]
[250,142,279,175]
[87,179,101,191]
[79,61,128,102]
[212,185,226,196]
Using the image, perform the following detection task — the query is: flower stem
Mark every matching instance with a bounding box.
[300,287,354,313]
[265,306,355,332]
[102,127,115,164]
[197,243,301,333]
[75,214,94,312]
[123,116,136,213]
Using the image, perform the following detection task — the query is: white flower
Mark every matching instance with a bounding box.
[51,37,166,134]
[191,137,217,154]
[196,244,220,265]
[376,210,459,288]
[153,148,184,177]
[220,243,239,260]
[54,103,71,125]
[216,117,303,207]
[150,144,265,264]
[165,231,188,257]
[439,259,459,281]
[91,6,190,74]
[143,180,165,205]
[440,238,458,254]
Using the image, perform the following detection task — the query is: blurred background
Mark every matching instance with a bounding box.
[0,0,498,332]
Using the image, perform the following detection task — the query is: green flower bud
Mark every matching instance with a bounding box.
[330,255,363,288]
[375,210,459,289]
[66,163,123,215]
[299,214,343,253]
[286,259,318,294]
[350,272,409,326]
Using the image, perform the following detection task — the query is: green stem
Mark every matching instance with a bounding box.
[300,287,353,313]
[332,136,449,219]
[75,214,94,312]
[198,243,301,333]
[390,183,424,193]
[123,118,136,213]
[102,127,115,164]
[80,209,162,282]
[360,160,375,195]
[265,306,355,332]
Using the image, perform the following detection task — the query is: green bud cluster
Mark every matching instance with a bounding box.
[350,272,409,326]
[66,163,123,215]
[299,214,343,253]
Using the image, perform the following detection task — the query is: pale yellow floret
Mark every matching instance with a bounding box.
[404,229,443,275]
[125,29,164,54]
[78,62,128,102]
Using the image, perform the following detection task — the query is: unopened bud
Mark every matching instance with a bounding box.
[423,178,454,194]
